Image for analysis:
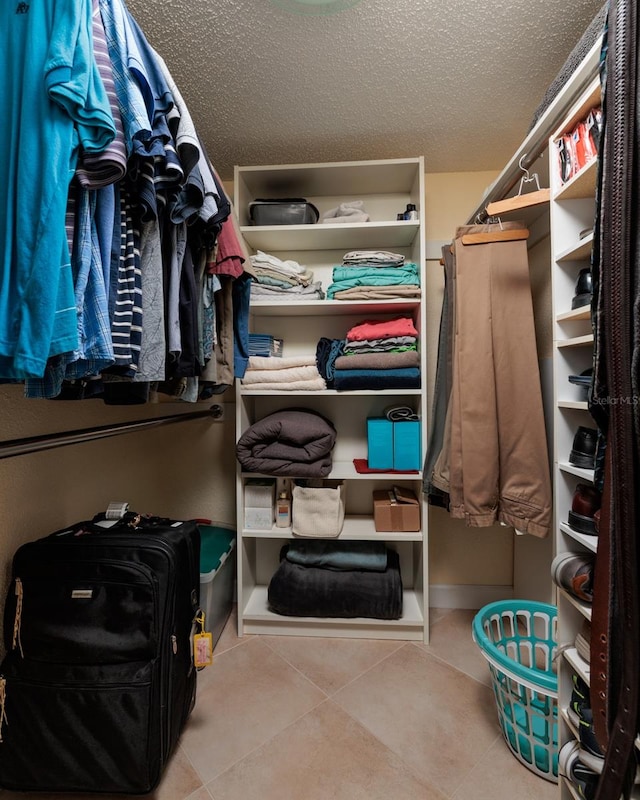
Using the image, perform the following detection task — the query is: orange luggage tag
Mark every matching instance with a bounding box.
[193,611,213,668]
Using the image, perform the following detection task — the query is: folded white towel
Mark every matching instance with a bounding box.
[241,377,327,392]
[248,355,317,370]
[321,200,370,224]
[250,250,307,276]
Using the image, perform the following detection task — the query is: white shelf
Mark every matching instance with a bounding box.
[556,307,591,322]
[556,334,594,348]
[563,647,590,685]
[239,388,423,397]
[242,585,424,639]
[559,522,598,553]
[240,221,420,252]
[562,776,583,800]
[556,232,594,263]
[242,515,422,541]
[249,298,420,317]
[554,159,598,201]
[558,462,595,482]
[241,462,421,481]
[560,589,592,622]
[557,400,589,410]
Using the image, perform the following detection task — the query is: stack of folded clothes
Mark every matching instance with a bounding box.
[326,250,421,300]
[267,540,403,619]
[249,250,324,300]
[333,316,421,390]
[240,355,326,391]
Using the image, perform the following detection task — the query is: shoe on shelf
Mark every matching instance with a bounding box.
[572,267,593,310]
[569,426,598,470]
[568,483,602,536]
[568,368,593,402]
[551,552,595,602]
[559,740,599,800]
[575,619,591,665]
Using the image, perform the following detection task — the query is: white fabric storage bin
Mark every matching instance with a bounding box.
[291,482,345,538]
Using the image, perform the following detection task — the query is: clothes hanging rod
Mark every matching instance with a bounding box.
[0,405,224,460]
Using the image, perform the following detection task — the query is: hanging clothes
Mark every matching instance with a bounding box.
[428,222,552,537]
[0,0,116,380]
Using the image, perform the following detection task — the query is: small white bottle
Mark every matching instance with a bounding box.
[276,491,291,528]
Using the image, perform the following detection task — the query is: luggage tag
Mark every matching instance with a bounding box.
[193,611,213,668]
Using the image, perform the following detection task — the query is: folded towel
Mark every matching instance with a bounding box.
[248,355,317,370]
[321,200,370,224]
[250,281,325,299]
[285,540,388,572]
[334,351,419,371]
[241,377,327,392]
[268,547,402,619]
[242,365,322,385]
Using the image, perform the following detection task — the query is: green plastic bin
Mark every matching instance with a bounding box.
[199,524,236,648]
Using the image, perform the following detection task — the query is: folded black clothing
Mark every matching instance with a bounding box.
[268,547,403,619]
[333,367,420,391]
[236,408,336,476]
[285,540,388,572]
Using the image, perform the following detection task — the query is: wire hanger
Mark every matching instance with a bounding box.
[516,155,541,195]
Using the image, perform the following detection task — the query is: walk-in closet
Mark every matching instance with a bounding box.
[1,1,636,799]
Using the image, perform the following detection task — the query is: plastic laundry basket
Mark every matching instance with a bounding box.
[472,600,558,782]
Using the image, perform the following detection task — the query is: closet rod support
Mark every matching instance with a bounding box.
[0,405,224,460]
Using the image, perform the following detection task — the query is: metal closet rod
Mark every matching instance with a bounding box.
[0,404,224,460]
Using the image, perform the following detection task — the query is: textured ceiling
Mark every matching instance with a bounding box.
[126,0,605,180]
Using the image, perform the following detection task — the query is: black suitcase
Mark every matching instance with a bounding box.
[0,512,201,794]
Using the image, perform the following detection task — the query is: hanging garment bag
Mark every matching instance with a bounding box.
[0,513,201,794]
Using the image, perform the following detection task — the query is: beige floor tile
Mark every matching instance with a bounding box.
[417,608,492,686]
[0,745,203,800]
[429,607,454,626]
[196,607,253,694]
[263,634,404,694]
[207,700,448,800]
[333,643,500,796]
[451,735,559,800]
[185,788,214,800]
[213,605,251,657]
[180,637,326,783]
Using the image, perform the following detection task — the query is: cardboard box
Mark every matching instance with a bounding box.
[393,420,421,471]
[367,417,394,470]
[373,486,421,532]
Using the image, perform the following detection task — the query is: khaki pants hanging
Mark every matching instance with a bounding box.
[432,223,552,538]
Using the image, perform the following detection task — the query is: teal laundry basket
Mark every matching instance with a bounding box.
[472,600,558,782]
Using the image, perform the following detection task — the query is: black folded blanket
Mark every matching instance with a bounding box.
[268,546,403,619]
[236,408,336,476]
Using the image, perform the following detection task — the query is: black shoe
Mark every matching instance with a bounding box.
[551,552,594,602]
[568,368,593,401]
[572,268,593,310]
[568,483,601,535]
[560,740,599,800]
[569,426,598,470]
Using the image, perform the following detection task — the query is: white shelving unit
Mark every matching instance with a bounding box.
[548,77,610,800]
[234,158,429,642]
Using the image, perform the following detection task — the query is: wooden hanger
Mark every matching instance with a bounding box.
[460,229,530,246]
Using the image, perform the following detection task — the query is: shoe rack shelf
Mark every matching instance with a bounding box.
[549,74,605,800]
[234,157,429,643]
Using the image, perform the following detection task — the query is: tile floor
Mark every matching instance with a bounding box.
[5,609,559,800]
